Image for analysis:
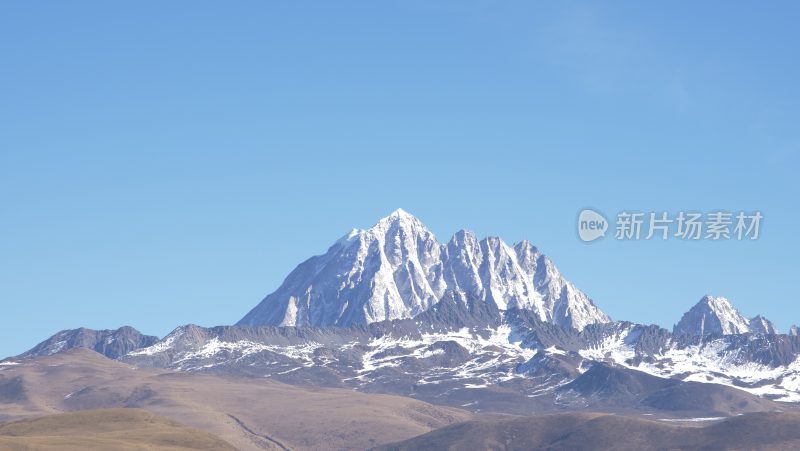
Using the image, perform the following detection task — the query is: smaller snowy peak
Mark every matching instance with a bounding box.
[513,239,540,259]
[125,324,210,358]
[335,209,435,249]
[448,229,480,249]
[335,209,430,246]
[384,207,415,221]
[673,295,751,336]
[749,315,778,335]
[15,326,159,360]
[790,325,800,337]
[369,208,429,234]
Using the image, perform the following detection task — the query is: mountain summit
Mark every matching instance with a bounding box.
[672,295,773,336]
[237,209,609,330]
[749,315,779,334]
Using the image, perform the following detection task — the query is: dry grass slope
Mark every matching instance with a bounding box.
[0,348,471,450]
[377,411,800,451]
[0,408,236,451]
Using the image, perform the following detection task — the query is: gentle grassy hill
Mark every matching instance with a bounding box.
[0,407,236,450]
[378,411,800,451]
[0,348,471,450]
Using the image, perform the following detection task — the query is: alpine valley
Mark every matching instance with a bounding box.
[4,209,800,450]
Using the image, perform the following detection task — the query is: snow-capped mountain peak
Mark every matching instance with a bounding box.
[379,207,418,222]
[749,315,779,334]
[673,295,751,336]
[237,210,609,330]
[369,208,430,235]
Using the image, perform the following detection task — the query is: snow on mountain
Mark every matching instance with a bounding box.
[14,326,158,360]
[238,209,445,327]
[10,210,800,415]
[673,296,752,336]
[581,326,800,403]
[120,311,800,409]
[237,209,609,331]
[750,315,779,334]
[21,299,800,411]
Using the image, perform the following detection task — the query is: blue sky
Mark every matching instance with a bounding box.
[1,2,798,358]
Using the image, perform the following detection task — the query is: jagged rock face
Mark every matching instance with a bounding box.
[11,294,798,414]
[15,326,158,360]
[673,296,752,336]
[118,302,800,412]
[238,210,446,327]
[238,209,609,331]
[11,209,797,415]
[750,315,779,334]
